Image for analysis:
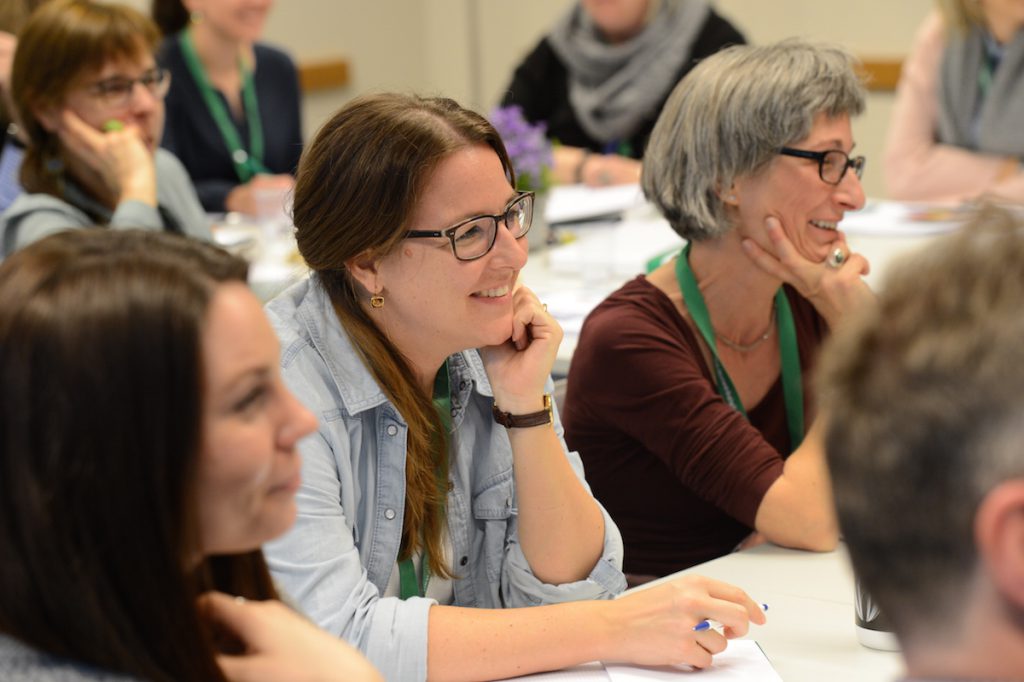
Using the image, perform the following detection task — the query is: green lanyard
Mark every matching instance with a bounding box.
[398,361,452,599]
[179,29,267,183]
[675,244,805,451]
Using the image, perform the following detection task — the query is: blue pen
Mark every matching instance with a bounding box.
[693,603,769,632]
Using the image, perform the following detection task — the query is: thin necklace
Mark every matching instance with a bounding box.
[713,301,776,353]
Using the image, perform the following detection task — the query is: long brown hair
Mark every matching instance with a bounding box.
[0,230,277,681]
[293,93,514,578]
[11,0,160,196]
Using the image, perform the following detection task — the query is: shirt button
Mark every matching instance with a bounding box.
[459,380,467,391]
[384,508,396,520]
[459,555,469,566]
[447,480,455,492]
[386,424,398,437]
[450,407,457,417]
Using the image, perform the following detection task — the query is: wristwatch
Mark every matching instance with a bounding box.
[492,394,553,428]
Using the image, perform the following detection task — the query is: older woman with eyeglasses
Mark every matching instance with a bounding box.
[0,0,208,258]
[561,41,875,581]
[262,92,766,681]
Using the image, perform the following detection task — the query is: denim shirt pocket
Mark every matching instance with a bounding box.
[470,469,514,584]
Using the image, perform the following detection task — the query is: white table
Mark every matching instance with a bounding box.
[510,544,904,681]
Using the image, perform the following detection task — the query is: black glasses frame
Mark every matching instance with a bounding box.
[778,147,865,185]
[87,67,171,108]
[405,191,535,261]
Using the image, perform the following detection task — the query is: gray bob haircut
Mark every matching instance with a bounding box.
[642,39,866,242]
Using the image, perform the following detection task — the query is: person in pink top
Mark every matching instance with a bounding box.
[884,1,1024,203]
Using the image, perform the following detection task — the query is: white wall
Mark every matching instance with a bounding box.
[126,0,936,197]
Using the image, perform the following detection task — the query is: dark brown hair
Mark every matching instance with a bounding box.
[0,229,277,681]
[11,0,160,196]
[293,93,514,578]
[150,0,189,36]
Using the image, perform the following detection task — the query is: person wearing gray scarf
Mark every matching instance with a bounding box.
[504,0,743,187]
[883,0,1024,202]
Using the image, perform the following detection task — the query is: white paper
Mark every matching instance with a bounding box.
[838,200,966,237]
[545,184,647,224]
[604,641,782,681]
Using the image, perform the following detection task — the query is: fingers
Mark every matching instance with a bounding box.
[250,173,295,190]
[741,236,794,284]
[58,110,108,158]
[198,592,257,640]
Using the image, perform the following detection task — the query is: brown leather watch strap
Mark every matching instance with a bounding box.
[492,394,553,428]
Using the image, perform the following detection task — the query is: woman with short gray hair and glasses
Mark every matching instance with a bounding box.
[562,40,875,581]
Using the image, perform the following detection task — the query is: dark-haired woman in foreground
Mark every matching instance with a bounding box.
[0,229,380,681]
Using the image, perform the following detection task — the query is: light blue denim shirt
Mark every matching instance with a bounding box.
[263,277,626,682]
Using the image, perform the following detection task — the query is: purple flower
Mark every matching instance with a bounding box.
[488,105,553,193]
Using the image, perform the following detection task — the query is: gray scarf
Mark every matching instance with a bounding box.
[937,25,1024,158]
[547,0,710,145]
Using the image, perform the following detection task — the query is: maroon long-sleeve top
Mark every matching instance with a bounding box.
[563,276,827,576]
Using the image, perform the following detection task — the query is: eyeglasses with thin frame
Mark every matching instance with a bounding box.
[86,67,171,109]
[777,147,865,185]
[405,191,534,261]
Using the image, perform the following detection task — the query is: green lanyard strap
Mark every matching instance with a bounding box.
[398,361,452,599]
[675,244,805,451]
[179,29,267,183]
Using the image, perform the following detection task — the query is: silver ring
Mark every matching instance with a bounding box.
[826,247,847,269]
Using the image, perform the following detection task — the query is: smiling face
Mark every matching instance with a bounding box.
[60,51,165,151]
[731,113,866,263]
[366,144,528,370]
[187,0,273,44]
[194,282,317,556]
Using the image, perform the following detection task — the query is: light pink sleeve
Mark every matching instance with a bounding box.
[882,11,1024,203]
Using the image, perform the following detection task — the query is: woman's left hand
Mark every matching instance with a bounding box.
[742,216,874,328]
[479,284,562,411]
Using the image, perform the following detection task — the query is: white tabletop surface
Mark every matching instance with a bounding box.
[507,544,905,682]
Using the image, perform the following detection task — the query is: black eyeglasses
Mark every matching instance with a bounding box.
[86,67,171,109]
[778,147,865,185]
[405,192,534,261]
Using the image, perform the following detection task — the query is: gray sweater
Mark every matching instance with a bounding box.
[0,148,210,258]
[0,635,140,681]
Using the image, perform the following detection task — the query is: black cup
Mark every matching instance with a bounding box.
[854,576,900,651]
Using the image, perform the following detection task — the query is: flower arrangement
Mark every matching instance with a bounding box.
[489,105,553,194]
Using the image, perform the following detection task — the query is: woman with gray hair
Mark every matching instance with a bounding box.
[562,40,874,580]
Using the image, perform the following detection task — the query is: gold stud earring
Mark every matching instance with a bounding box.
[370,294,384,309]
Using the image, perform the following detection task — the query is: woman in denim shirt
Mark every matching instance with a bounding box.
[263,93,765,681]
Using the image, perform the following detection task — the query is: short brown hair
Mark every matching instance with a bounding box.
[11,0,160,195]
[819,206,1024,647]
